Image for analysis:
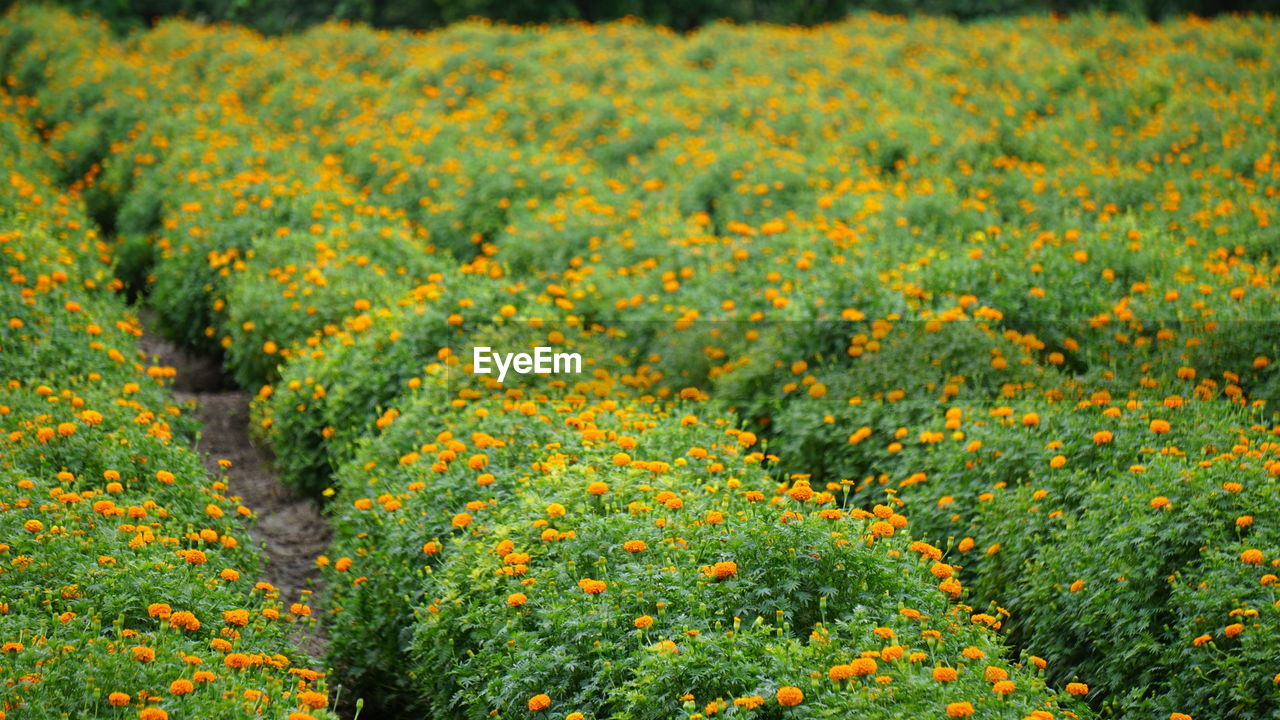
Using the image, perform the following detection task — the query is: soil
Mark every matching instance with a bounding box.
[137,320,331,660]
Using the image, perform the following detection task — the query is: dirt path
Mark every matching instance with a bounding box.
[138,325,331,659]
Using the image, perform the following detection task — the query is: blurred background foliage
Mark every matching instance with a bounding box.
[13,0,1278,34]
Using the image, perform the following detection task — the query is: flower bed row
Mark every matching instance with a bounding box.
[0,96,336,720]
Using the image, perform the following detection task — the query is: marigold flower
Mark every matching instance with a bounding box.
[933,667,958,682]
[298,690,327,708]
[507,593,527,607]
[528,693,551,711]
[1241,548,1264,565]
[1065,682,1089,696]
[946,701,975,717]
[708,561,738,580]
[775,686,803,706]
[634,615,653,629]
[170,678,194,695]
[108,692,131,706]
[850,658,877,676]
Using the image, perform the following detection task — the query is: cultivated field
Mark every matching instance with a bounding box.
[1,6,1278,720]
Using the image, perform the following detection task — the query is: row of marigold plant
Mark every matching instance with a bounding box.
[0,93,338,719]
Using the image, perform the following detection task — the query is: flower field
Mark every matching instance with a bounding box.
[1,5,1278,720]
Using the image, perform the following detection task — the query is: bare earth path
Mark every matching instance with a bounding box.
[138,322,331,659]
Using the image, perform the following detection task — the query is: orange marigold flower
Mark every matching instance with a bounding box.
[634,615,654,629]
[578,578,606,595]
[829,664,854,681]
[507,593,527,607]
[298,691,327,708]
[139,709,168,720]
[933,667,958,682]
[850,658,877,676]
[528,693,551,711]
[1241,548,1264,565]
[623,540,647,553]
[993,680,1015,695]
[108,692,131,706]
[169,611,200,631]
[788,483,814,502]
[1224,623,1244,638]
[170,679,194,695]
[775,686,803,706]
[587,481,609,495]
[708,561,738,580]
[1065,682,1089,696]
[946,701,975,717]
